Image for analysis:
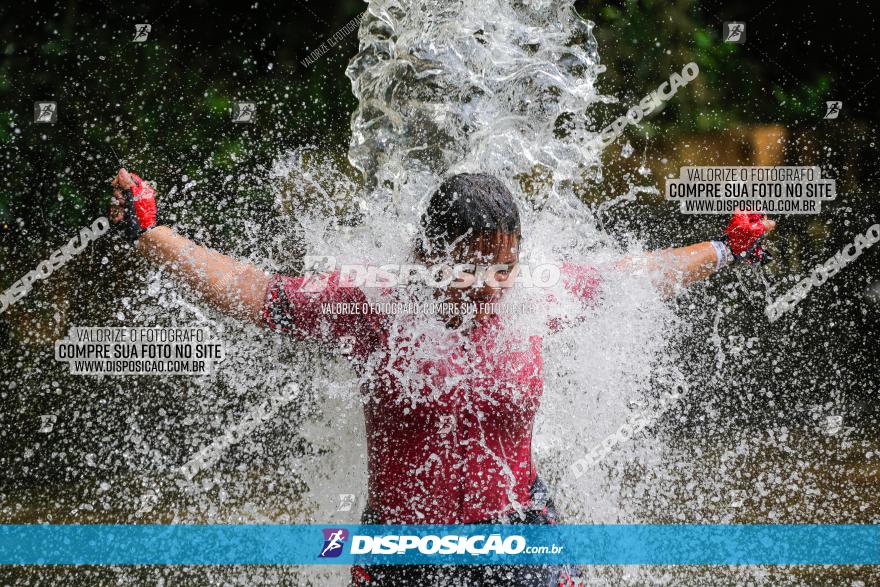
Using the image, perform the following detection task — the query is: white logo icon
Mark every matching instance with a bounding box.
[233,102,256,123]
[133,24,151,42]
[824,415,843,435]
[337,494,356,512]
[438,415,455,435]
[321,529,346,557]
[39,414,57,433]
[724,22,746,43]
[339,336,355,355]
[34,102,57,123]
[824,101,842,119]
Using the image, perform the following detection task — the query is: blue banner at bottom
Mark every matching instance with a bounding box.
[0,524,876,565]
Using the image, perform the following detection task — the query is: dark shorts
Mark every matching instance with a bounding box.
[350,478,581,587]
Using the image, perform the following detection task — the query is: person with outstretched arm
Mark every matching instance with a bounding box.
[110,168,774,586]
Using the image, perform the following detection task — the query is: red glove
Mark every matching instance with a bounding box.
[111,169,157,241]
[723,211,771,263]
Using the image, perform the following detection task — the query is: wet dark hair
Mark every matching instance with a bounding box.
[418,173,521,257]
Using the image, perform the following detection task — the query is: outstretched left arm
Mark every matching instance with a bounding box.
[616,241,721,291]
[616,214,776,295]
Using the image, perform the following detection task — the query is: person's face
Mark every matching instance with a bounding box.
[436,231,520,306]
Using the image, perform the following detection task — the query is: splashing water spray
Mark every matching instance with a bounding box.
[265,0,682,525]
[122,0,684,582]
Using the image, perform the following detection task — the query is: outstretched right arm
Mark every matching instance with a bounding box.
[137,226,271,323]
[111,168,270,324]
[110,169,381,357]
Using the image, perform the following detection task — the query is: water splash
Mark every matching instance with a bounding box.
[0,2,682,547]
[265,0,682,526]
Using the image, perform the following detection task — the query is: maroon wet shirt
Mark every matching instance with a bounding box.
[262,264,599,523]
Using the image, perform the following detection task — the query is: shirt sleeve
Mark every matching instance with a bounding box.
[561,262,600,302]
[547,263,602,332]
[261,271,383,357]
